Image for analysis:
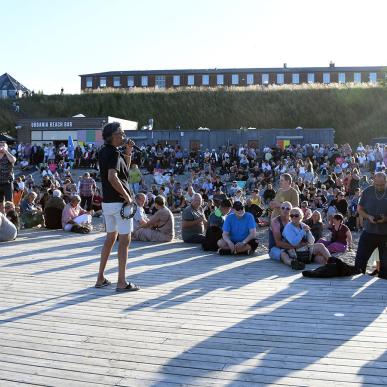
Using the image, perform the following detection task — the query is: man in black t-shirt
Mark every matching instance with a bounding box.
[95,122,140,292]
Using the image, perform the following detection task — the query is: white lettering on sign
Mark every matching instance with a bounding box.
[31,121,73,128]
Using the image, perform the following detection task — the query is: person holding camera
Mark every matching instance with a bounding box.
[355,172,387,278]
[95,122,140,292]
[0,141,16,214]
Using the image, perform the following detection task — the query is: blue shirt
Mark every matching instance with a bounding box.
[223,212,256,243]
[282,222,307,246]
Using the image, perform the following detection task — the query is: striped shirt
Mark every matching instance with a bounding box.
[79,178,96,197]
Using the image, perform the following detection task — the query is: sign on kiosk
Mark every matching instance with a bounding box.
[31,121,73,128]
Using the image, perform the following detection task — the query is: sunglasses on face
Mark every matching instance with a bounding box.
[290,214,300,218]
[281,206,291,210]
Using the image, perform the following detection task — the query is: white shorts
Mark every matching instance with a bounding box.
[102,202,133,235]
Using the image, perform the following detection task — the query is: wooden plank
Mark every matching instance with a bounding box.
[1,230,387,386]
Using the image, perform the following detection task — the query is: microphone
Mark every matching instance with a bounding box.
[124,138,142,152]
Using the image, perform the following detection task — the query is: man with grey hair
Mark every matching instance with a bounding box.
[355,172,387,279]
[96,122,140,292]
[133,195,174,242]
[20,191,45,228]
[133,192,149,232]
[181,193,207,243]
[45,190,66,229]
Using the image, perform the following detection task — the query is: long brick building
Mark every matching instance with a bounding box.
[80,63,386,92]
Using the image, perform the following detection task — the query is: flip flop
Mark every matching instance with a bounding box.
[116,282,141,292]
[95,278,111,288]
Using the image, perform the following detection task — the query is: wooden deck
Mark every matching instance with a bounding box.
[1,229,387,386]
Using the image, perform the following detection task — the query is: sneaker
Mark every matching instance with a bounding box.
[291,260,306,270]
[218,248,232,256]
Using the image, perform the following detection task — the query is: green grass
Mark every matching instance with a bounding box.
[1,83,387,145]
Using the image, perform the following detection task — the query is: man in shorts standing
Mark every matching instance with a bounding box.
[95,122,140,292]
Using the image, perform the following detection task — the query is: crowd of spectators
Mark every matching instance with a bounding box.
[1,139,386,277]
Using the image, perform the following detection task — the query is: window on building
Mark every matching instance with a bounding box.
[99,77,106,87]
[173,75,180,86]
[262,73,269,84]
[369,72,377,83]
[307,73,315,83]
[113,76,121,87]
[292,73,300,84]
[86,77,93,88]
[354,72,361,83]
[155,75,166,88]
[277,73,284,84]
[202,74,209,85]
[127,76,135,87]
[323,73,330,84]
[338,73,346,83]
[217,74,224,85]
[188,74,195,86]
[232,74,239,85]
[141,76,148,87]
[246,73,254,85]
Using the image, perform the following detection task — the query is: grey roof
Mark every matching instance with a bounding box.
[0,73,30,92]
[80,65,387,77]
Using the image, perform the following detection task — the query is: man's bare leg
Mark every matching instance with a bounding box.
[96,231,117,286]
[117,233,130,288]
[280,251,293,266]
[312,243,330,264]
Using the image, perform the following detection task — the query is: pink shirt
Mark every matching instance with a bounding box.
[62,203,87,228]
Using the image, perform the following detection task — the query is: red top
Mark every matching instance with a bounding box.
[331,223,349,244]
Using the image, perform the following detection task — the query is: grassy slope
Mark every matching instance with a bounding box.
[1,86,386,144]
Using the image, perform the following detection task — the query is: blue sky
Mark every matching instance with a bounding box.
[3,0,387,94]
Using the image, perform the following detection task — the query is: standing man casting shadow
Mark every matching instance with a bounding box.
[355,172,387,278]
[95,122,140,292]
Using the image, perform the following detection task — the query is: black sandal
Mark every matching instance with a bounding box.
[116,282,141,292]
[95,278,111,288]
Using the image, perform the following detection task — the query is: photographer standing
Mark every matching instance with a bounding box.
[0,141,16,214]
[95,122,140,292]
[355,172,387,279]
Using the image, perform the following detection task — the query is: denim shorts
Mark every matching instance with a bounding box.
[269,247,282,261]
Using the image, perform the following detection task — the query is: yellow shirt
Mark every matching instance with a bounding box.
[271,187,299,218]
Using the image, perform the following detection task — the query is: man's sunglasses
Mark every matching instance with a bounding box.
[290,214,300,218]
[281,206,291,210]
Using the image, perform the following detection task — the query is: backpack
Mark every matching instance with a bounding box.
[202,226,223,251]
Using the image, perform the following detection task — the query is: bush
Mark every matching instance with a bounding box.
[1,83,387,145]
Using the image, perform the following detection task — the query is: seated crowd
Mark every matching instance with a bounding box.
[1,140,386,278]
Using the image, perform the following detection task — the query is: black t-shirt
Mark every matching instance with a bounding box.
[99,144,130,203]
